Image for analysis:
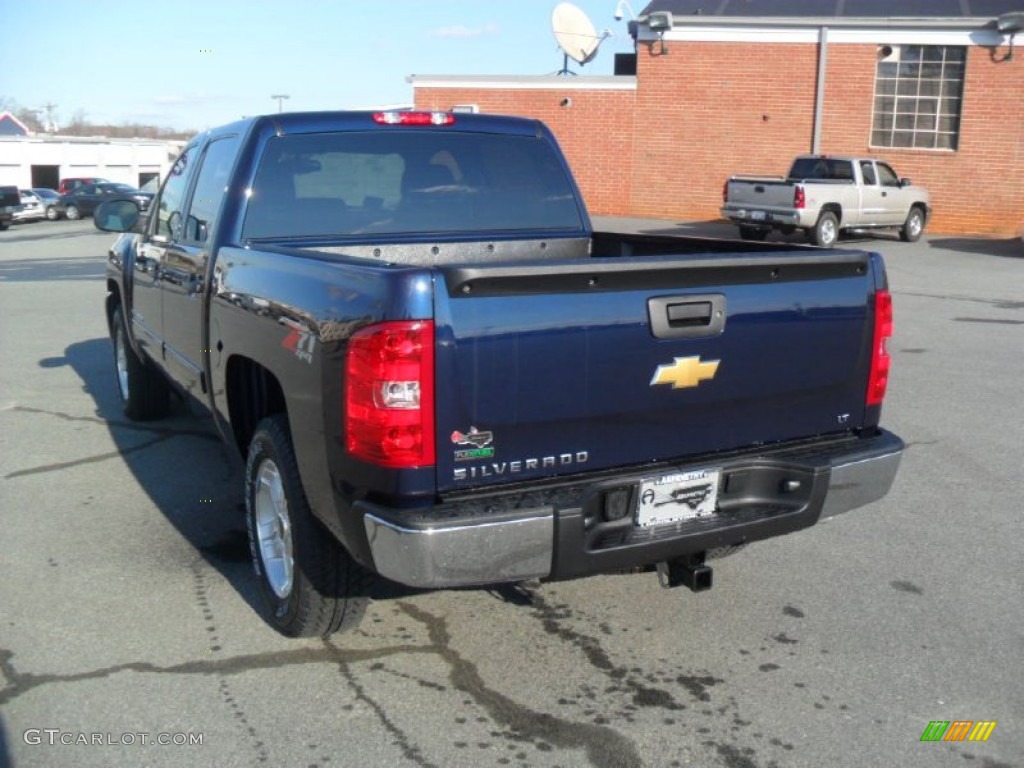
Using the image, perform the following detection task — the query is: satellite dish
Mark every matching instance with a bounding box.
[552,2,609,73]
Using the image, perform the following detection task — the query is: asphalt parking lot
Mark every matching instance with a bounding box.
[1,218,1021,768]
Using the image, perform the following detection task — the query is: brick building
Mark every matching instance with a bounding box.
[412,1,1024,236]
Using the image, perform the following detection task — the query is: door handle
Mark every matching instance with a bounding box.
[667,301,712,326]
[648,295,727,339]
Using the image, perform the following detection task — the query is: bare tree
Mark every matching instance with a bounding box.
[1,95,195,139]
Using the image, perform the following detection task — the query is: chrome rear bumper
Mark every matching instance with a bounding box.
[363,430,903,588]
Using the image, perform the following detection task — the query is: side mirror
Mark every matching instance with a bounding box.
[94,199,143,233]
[900,178,912,187]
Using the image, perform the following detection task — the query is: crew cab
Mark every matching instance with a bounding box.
[722,155,931,247]
[96,111,903,637]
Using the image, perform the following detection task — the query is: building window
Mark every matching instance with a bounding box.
[871,45,965,150]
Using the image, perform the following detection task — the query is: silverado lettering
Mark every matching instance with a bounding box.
[454,452,590,481]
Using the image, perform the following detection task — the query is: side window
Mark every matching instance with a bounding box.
[828,160,853,180]
[181,136,241,245]
[877,163,900,187]
[153,146,195,241]
[860,162,878,185]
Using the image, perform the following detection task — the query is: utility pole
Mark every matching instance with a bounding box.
[39,102,58,133]
[270,94,290,113]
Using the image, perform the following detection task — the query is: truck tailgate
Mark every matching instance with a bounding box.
[726,178,795,209]
[433,251,876,494]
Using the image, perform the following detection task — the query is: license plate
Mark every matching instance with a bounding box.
[750,210,767,221]
[635,468,721,527]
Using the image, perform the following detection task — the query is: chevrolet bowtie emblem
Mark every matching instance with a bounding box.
[650,356,720,389]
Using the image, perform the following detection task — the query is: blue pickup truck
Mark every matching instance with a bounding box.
[96,110,903,637]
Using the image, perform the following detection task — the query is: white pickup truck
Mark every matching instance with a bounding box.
[721,155,931,247]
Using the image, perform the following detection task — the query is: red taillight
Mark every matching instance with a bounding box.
[794,187,806,209]
[867,290,893,406]
[722,179,729,204]
[346,320,435,468]
[372,111,455,126]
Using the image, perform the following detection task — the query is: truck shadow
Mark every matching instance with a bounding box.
[927,236,1022,258]
[47,337,421,634]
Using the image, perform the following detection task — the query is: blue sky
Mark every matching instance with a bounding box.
[1,0,637,132]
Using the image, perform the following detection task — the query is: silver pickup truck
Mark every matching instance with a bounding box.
[721,155,931,247]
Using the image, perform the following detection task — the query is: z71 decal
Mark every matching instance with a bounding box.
[282,328,315,364]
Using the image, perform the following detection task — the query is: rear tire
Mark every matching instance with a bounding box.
[46,206,60,221]
[738,226,769,241]
[810,211,839,247]
[245,415,370,637]
[111,304,170,420]
[899,207,925,242]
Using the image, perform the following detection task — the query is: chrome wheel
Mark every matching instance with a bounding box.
[65,205,80,220]
[819,217,837,246]
[907,211,923,239]
[46,206,59,221]
[900,207,925,242]
[254,459,294,599]
[114,319,130,401]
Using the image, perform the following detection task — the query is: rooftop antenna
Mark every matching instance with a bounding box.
[552,2,611,75]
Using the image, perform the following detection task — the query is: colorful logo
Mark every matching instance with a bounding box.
[920,721,997,742]
[650,356,720,390]
[452,427,495,462]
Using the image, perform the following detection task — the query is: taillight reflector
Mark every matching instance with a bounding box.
[722,179,729,204]
[372,111,455,126]
[794,187,806,209]
[867,290,893,406]
[346,321,435,468]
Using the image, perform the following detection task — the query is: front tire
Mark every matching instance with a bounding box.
[900,207,925,242]
[245,415,369,637]
[46,206,60,221]
[65,205,81,220]
[810,211,839,247]
[111,304,170,420]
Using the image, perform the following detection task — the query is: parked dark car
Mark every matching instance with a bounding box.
[0,186,21,230]
[61,183,153,220]
[31,188,66,220]
[58,177,111,195]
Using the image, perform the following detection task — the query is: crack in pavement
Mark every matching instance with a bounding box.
[2,600,642,768]
[5,434,173,479]
[396,601,643,768]
[6,405,221,441]
[190,558,270,764]
[3,405,221,479]
[527,589,695,711]
[0,644,432,707]
[333,661,442,768]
